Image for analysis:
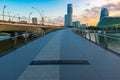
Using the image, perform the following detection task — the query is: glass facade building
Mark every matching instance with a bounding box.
[100,8,109,20]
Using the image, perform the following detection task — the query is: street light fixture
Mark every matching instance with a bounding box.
[28,12,32,23]
[41,10,45,25]
[3,5,7,20]
[4,11,11,21]
[32,7,42,24]
[7,11,11,21]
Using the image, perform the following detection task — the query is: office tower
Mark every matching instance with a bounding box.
[32,18,37,24]
[100,8,109,20]
[67,4,73,26]
[73,21,80,27]
[64,14,68,27]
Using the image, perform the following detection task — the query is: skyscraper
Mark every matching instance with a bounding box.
[32,18,38,24]
[67,4,73,26]
[64,14,68,27]
[100,8,109,20]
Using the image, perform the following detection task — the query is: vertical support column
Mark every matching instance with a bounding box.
[81,30,84,37]
[94,30,97,43]
[42,30,45,36]
[25,31,28,43]
[14,32,18,48]
[84,30,87,38]
[103,31,108,48]
[88,31,91,40]
[31,32,34,40]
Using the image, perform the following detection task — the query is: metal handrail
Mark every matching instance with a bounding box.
[97,33,120,40]
[0,33,33,41]
[74,28,120,49]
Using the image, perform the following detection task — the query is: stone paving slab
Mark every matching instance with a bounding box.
[18,29,120,80]
[1,29,120,80]
[0,31,57,80]
[18,65,59,80]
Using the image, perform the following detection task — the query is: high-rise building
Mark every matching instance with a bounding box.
[64,14,68,27]
[64,4,73,27]
[32,18,37,24]
[67,4,73,26]
[73,21,80,27]
[100,8,109,20]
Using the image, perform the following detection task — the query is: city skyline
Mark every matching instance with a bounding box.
[0,0,120,26]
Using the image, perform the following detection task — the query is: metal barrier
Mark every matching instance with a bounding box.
[73,28,120,53]
[0,28,59,54]
[0,32,44,54]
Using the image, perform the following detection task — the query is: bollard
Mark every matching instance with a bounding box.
[103,31,108,48]
[94,31,97,43]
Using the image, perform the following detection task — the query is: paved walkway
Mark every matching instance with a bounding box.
[1,29,120,80]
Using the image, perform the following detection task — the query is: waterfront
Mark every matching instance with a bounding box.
[0,34,29,41]
[89,32,120,53]
[0,36,11,41]
[1,32,120,54]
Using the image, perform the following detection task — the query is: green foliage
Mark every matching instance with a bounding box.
[67,26,74,28]
[86,25,120,30]
[86,26,98,30]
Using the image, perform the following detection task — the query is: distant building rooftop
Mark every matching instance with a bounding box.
[97,17,120,27]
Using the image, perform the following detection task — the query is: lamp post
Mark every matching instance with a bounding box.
[28,12,32,24]
[41,10,44,25]
[3,6,7,20]
[7,11,11,21]
[32,7,42,24]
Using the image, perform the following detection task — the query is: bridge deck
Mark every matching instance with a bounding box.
[0,29,120,80]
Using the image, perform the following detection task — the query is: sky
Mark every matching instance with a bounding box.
[0,0,120,26]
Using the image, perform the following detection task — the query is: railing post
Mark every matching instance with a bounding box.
[103,30,108,48]
[32,32,34,40]
[25,31,28,43]
[81,30,83,36]
[79,28,80,35]
[42,30,45,36]
[14,32,18,48]
[94,30,97,43]
[79,29,81,35]
[84,30,87,38]
[82,30,84,37]
[88,31,91,40]
[80,29,83,36]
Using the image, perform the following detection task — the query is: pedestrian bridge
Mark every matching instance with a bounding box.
[0,29,120,80]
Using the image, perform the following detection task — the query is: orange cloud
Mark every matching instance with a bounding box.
[79,1,120,26]
[79,7,100,26]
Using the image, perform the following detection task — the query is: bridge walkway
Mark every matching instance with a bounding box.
[0,29,120,80]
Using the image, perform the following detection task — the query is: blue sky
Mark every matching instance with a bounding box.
[0,0,86,25]
[0,0,120,25]
[0,0,76,17]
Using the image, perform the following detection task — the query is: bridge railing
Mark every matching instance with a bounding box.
[0,32,44,55]
[0,27,61,55]
[73,28,120,54]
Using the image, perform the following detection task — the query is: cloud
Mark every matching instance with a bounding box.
[79,1,120,26]
[86,3,90,6]
[104,0,120,3]
[102,2,120,11]
[80,6,100,23]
